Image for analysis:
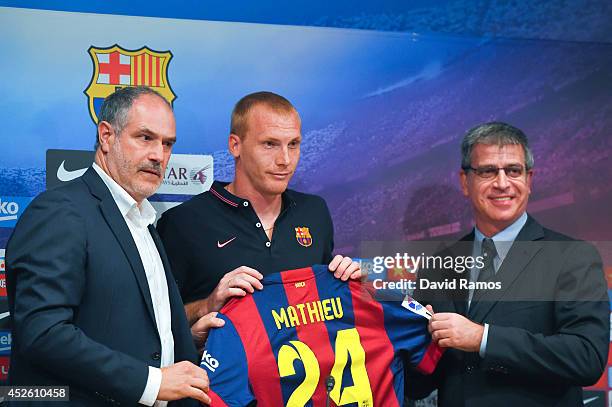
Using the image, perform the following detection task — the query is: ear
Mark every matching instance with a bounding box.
[228,133,241,159]
[459,169,469,197]
[97,121,115,153]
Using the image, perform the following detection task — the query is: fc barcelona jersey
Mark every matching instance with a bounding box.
[201,265,442,407]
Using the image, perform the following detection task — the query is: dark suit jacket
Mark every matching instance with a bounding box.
[5,168,198,406]
[407,215,609,407]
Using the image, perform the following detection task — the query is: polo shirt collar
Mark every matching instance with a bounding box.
[209,180,296,209]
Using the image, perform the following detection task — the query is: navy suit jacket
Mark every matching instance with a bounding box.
[407,215,609,407]
[6,168,198,406]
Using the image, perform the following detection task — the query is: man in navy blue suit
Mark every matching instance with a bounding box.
[6,86,211,406]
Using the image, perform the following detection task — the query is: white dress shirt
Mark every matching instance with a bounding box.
[93,164,174,406]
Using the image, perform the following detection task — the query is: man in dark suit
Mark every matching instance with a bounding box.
[6,86,211,405]
[409,122,609,406]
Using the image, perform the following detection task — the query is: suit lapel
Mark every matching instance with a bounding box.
[82,168,158,331]
[468,215,545,322]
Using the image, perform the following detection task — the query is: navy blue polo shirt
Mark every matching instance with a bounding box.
[157,181,335,303]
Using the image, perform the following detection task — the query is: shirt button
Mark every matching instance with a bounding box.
[265,242,271,248]
[243,201,249,207]
[256,222,262,228]
[151,352,161,360]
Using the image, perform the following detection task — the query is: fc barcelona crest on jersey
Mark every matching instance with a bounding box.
[84,44,176,124]
[295,227,312,247]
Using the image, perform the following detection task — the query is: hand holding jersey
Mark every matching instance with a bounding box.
[186,256,361,322]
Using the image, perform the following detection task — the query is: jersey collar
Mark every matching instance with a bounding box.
[210,180,296,210]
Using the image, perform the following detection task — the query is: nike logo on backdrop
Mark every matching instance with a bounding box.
[217,237,236,248]
[583,397,599,405]
[57,161,88,182]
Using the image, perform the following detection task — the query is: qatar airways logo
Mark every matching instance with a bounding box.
[158,154,213,194]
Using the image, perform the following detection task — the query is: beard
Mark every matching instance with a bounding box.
[111,140,163,201]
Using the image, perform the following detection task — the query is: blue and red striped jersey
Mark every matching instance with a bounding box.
[201,265,442,407]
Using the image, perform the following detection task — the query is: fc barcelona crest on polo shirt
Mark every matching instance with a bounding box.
[84,44,176,124]
[295,227,312,247]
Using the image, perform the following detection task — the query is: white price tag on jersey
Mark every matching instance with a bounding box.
[401,297,432,320]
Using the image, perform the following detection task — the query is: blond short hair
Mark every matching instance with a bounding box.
[230,91,298,139]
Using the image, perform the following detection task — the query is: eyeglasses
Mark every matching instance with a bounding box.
[463,165,526,179]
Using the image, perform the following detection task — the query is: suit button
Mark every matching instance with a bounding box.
[465,364,474,373]
[151,352,161,361]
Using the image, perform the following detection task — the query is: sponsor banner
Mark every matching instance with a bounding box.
[0,331,10,356]
[0,356,8,380]
[46,149,213,196]
[158,154,213,195]
[0,250,5,298]
[0,298,10,330]
[355,258,386,281]
[0,197,33,228]
[0,229,13,250]
[46,149,94,188]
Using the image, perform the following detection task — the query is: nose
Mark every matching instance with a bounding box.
[492,168,510,189]
[276,146,290,166]
[148,140,164,163]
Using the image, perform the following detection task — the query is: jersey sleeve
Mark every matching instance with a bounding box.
[201,314,255,407]
[380,297,443,374]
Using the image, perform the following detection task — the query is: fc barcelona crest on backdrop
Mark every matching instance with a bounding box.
[295,227,313,247]
[84,45,176,124]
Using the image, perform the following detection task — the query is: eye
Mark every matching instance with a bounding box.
[141,134,152,141]
[505,166,523,178]
[263,141,276,148]
[477,166,497,178]
[289,140,301,149]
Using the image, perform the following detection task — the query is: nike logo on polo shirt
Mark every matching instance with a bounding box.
[217,237,237,248]
[57,161,88,182]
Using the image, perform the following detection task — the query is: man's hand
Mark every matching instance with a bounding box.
[158,361,211,405]
[192,312,225,352]
[429,312,484,352]
[328,255,362,281]
[185,266,263,324]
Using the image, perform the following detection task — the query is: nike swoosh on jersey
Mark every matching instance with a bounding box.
[217,237,237,248]
[57,160,88,182]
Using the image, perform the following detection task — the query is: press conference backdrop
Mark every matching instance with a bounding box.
[1,6,611,402]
